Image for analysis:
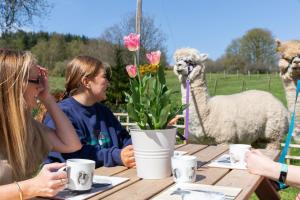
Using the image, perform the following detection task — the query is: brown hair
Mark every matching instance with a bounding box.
[64,55,110,98]
[0,49,48,180]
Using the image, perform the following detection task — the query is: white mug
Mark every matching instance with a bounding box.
[229,144,251,166]
[60,159,96,191]
[171,155,197,183]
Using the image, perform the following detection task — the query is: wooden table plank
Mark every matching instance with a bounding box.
[89,168,141,200]
[176,143,208,155]
[94,165,127,176]
[175,143,186,149]
[102,177,174,200]
[215,149,280,200]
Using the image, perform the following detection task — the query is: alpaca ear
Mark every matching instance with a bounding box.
[275,39,281,52]
[199,53,208,62]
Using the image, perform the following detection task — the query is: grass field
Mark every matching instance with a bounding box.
[49,72,299,199]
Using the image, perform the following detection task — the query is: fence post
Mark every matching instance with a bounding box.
[126,114,130,130]
[241,79,246,91]
[213,79,218,95]
[223,70,226,79]
[268,76,271,91]
[248,70,251,80]
[236,70,239,79]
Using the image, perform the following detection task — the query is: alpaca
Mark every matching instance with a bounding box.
[173,48,289,149]
[276,40,300,143]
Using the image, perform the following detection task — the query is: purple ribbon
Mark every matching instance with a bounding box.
[185,79,190,140]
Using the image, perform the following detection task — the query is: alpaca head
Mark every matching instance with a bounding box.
[276,39,300,81]
[173,48,208,83]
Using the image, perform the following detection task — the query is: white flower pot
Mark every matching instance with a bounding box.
[130,127,176,179]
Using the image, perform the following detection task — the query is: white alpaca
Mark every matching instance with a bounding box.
[173,48,289,149]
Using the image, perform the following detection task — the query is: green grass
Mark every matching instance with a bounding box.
[165,71,287,106]
[50,72,300,199]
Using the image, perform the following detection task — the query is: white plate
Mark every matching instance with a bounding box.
[208,154,247,170]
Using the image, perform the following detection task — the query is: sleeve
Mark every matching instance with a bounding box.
[61,145,123,168]
[105,107,132,148]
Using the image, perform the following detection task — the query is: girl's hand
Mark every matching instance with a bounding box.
[245,149,279,178]
[37,66,51,102]
[30,163,67,197]
[121,145,136,168]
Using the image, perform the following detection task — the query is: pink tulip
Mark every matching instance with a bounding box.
[126,65,137,78]
[123,33,140,51]
[146,51,161,65]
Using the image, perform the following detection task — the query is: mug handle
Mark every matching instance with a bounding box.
[58,166,69,172]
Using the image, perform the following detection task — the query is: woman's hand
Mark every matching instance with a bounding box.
[37,66,51,102]
[30,163,67,197]
[121,145,136,168]
[168,115,180,126]
[245,149,280,179]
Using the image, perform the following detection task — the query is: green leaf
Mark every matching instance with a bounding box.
[156,104,171,129]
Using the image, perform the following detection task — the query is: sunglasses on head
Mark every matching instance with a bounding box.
[28,76,42,85]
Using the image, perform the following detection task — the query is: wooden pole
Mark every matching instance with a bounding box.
[136,0,142,68]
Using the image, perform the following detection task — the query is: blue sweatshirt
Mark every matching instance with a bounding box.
[43,97,132,168]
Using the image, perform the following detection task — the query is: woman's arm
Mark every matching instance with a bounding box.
[0,163,67,199]
[41,95,82,153]
[245,149,300,188]
[38,67,81,153]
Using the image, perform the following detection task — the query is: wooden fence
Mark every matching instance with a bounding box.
[114,112,300,163]
[114,113,185,130]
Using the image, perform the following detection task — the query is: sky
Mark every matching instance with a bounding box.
[31,0,300,62]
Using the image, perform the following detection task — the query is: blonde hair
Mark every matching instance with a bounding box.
[64,55,109,98]
[0,49,48,181]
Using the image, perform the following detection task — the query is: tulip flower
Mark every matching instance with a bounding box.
[124,33,140,51]
[126,65,137,78]
[146,51,161,65]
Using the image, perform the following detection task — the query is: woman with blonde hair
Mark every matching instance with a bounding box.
[0,49,82,199]
[44,55,135,168]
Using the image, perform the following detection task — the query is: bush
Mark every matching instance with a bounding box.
[51,60,68,77]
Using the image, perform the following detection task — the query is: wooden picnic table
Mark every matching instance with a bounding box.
[85,143,280,200]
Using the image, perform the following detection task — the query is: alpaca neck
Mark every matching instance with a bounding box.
[282,79,297,111]
[189,74,210,119]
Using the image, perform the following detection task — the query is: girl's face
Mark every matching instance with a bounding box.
[88,68,109,103]
[23,66,43,109]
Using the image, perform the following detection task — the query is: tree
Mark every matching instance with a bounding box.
[239,28,277,72]
[101,13,168,66]
[221,39,247,73]
[222,28,277,73]
[0,0,51,33]
[106,44,129,109]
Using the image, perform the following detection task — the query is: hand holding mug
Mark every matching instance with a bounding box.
[30,163,67,197]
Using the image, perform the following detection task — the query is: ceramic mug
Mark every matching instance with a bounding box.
[171,155,197,183]
[229,144,251,166]
[59,159,95,191]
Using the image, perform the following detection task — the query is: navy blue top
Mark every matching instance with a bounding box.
[43,97,132,168]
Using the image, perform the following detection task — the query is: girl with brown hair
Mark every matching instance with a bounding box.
[44,55,135,168]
